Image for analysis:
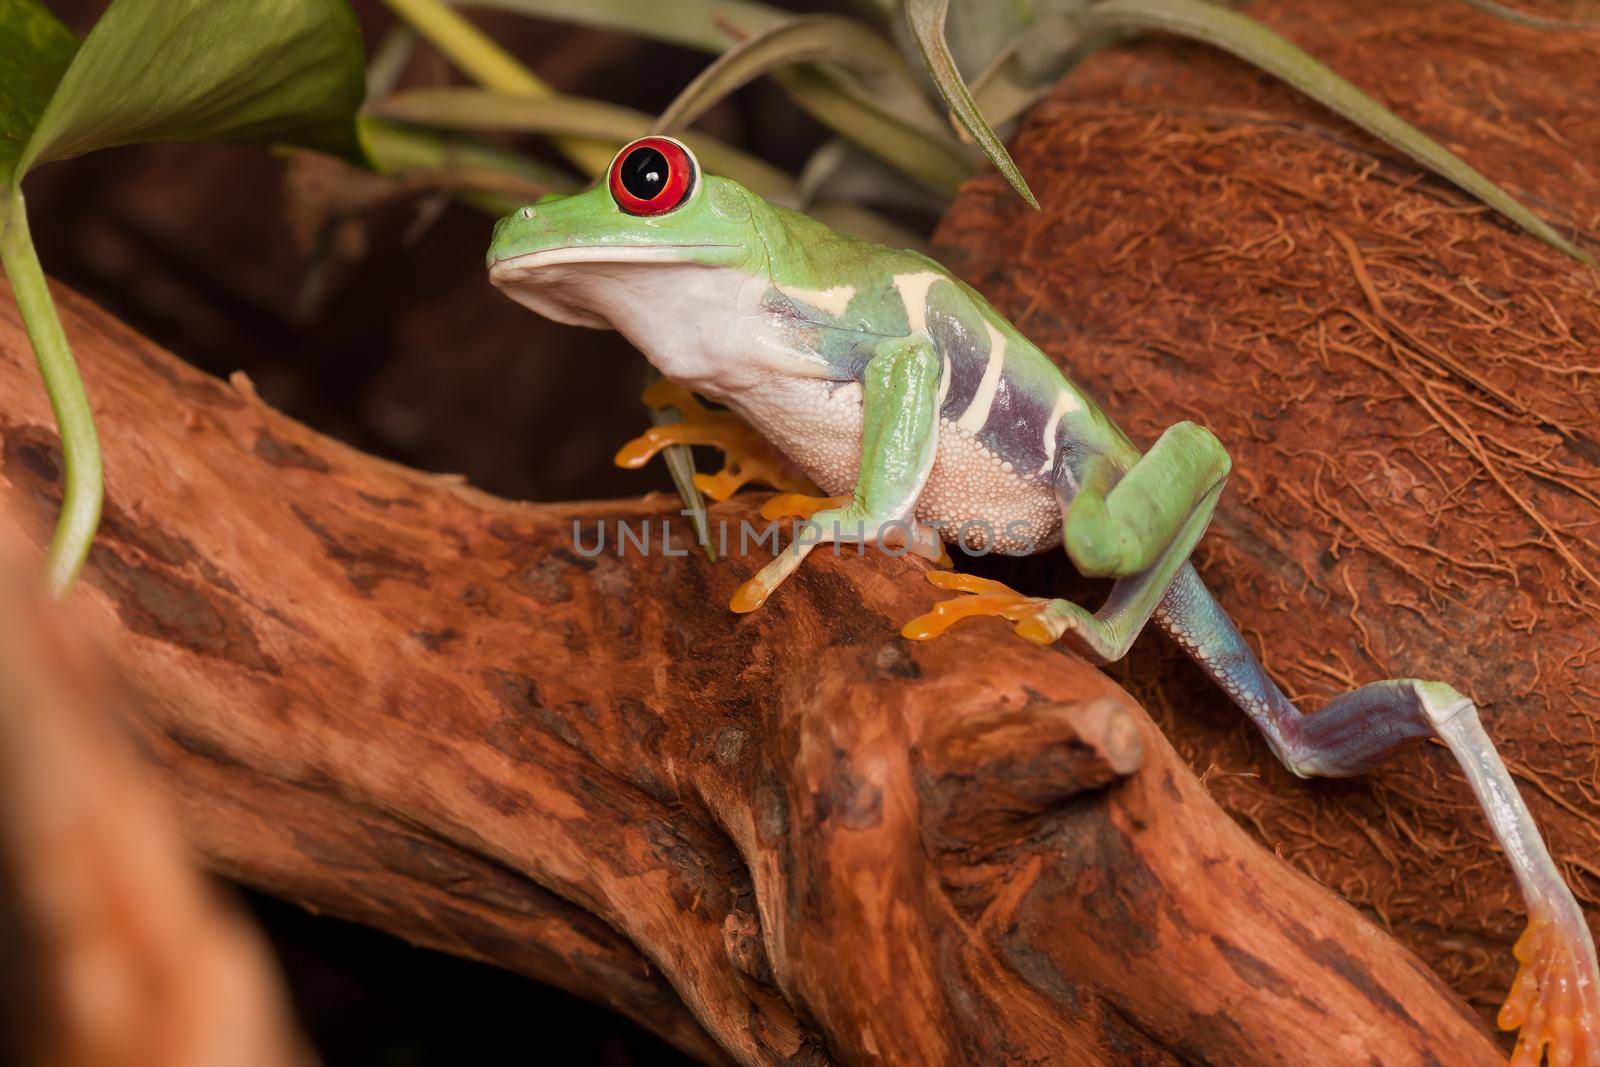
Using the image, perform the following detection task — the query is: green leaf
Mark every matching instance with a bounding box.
[373,88,801,197]
[654,15,969,195]
[19,0,365,176]
[0,0,366,596]
[906,0,1039,208]
[967,14,1110,133]
[654,14,936,139]
[940,0,1039,80]
[652,14,966,195]
[462,0,976,196]
[372,86,934,252]
[460,0,788,54]
[1079,0,1591,263]
[0,0,77,186]
[357,114,578,215]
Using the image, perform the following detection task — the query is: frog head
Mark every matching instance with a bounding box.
[487,136,764,330]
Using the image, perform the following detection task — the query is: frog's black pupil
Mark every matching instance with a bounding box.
[621,147,669,200]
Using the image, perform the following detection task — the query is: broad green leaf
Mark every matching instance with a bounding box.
[0,0,367,596]
[654,16,968,195]
[906,0,1039,208]
[19,0,365,177]
[460,0,788,53]
[0,0,77,185]
[1080,0,1591,263]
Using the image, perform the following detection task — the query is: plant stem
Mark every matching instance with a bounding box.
[0,186,102,597]
[379,0,615,175]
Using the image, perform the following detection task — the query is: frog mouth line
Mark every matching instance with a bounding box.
[489,243,739,278]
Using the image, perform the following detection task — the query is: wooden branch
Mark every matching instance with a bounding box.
[0,530,310,1067]
[0,282,1502,1064]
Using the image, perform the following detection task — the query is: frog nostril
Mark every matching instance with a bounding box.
[518,206,535,221]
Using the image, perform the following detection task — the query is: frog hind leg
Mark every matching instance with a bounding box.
[615,378,817,501]
[903,420,1230,654]
[1160,566,1600,1067]
[906,417,1600,1061]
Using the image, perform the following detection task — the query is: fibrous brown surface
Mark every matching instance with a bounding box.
[0,278,1506,1065]
[936,0,1600,1024]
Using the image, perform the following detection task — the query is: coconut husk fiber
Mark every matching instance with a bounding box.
[934,0,1600,1025]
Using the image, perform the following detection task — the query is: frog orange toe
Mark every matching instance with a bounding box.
[616,380,818,502]
[1500,910,1600,1067]
[729,575,771,614]
[760,493,847,521]
[901,571,1051,641]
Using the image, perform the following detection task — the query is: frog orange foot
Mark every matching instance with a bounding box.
[1500,909,1600,1067]
[615,379,817,501]
[901,572,1056,644]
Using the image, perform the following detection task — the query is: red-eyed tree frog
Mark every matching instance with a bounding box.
[488,135,1598,1065]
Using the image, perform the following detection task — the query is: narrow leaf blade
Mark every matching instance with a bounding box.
[653,15,968,194]
[654,14,936,136]
[461,0,788,53]
[1082,0,1591,263]
[905,0,1039,208]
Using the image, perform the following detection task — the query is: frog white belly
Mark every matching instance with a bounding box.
[719,374,1062,555]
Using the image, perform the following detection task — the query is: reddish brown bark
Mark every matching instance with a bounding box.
[936,0,1600,1026]
[0,275,1505,1064]
[0,535,310,1067]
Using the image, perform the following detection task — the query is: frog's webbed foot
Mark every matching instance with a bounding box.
[1500,907,1600,1067]
[615,380,817,501]
[900,572,1059,644]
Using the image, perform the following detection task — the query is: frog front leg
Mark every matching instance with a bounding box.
[730,334,941,613]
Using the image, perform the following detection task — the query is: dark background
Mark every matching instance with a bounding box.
[24,2,895,1063]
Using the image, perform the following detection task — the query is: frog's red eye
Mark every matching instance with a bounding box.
[608,137,696,216]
